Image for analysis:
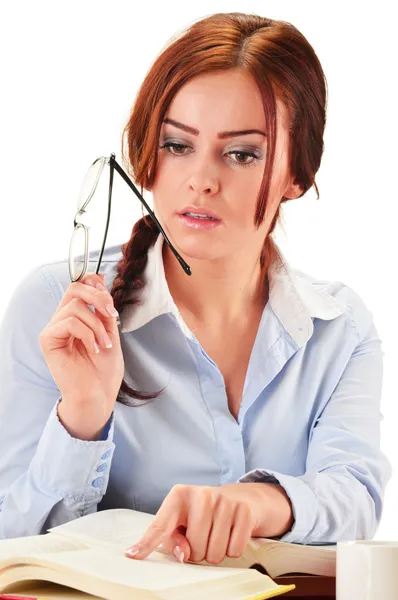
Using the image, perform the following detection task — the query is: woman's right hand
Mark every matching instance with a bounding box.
[38,272,125,440]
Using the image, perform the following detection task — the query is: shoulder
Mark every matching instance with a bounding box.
[30,243,123,296]
[2,243,125,335]
[290,266,378,342]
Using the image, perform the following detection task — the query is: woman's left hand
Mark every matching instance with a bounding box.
[124,482,293,565]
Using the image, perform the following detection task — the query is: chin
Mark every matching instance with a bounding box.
[175,239,221,261]
[165,226,226,262]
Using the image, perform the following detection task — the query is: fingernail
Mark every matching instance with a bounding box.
[96,282,107,291]
[106,304,119,317]
[173,546,185,563]
[103,333,112,349]
[126,545,140,557]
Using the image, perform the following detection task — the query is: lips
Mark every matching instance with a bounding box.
[178,206,221,220]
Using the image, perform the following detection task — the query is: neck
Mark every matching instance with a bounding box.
[162,242,269,331]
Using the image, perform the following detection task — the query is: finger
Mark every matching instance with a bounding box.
[51,299,114,350]
[83,272,110,293]
[81,273,122,328]
[83,273,108,292]
[226,503,253,559]
[160,526,191,563]
[205,501,235,565]
[82,275,115,330]
[82,273,121,328]
[40,315,99,358]
[53,280,119,324]
[185,487,214,563]
[125,487,188,560]
[125,521,170,560]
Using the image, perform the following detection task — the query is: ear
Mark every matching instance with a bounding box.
[282,177,304,200]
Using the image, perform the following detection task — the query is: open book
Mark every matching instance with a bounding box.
[0,508,335,600]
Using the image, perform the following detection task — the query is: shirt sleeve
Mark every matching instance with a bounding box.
[0,266,115,540]
[237,290,392,544]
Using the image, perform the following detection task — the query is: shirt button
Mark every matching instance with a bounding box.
[101,450,112,460]
[92,477,105,488]
[96,463,107,472]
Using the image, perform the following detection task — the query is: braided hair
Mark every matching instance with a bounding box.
[109,215,161,406]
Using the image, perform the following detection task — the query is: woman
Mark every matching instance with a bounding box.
[0,12,391,565]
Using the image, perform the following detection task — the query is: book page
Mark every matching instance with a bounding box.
[251,538,336,578]
[185,538,336,575]
[48,509,262,570]
[253,538,336,552]
[47,509,272,570]
[48,508,156,549]
[10,545,282,592]
[0,533,86,563]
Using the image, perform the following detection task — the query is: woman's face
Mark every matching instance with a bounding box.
[151,69,301,263]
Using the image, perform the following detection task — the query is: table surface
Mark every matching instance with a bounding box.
[275,574,335,599]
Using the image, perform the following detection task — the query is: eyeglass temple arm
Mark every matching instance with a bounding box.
[111,158,191,276]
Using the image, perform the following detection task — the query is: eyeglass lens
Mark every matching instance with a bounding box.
[70,159,109,281]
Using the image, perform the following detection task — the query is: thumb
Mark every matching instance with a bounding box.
[162,529,191,563]
[99,273,110,293]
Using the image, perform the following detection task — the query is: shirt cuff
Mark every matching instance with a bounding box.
[29,398,115,498]
[237,468,318,544]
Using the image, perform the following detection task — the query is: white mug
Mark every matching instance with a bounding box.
[336,540,398,600]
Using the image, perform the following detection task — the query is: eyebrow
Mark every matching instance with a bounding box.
[162,118,267,139]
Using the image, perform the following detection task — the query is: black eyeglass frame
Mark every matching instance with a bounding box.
[68,152,192,283]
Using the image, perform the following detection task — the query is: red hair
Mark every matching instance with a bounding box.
[110,12,327,405]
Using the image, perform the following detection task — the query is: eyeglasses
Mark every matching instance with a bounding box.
[68,152,191,283]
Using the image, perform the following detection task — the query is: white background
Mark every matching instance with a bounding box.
[1,1,396,537]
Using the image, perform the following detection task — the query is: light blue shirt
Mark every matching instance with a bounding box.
[0,233,391,542]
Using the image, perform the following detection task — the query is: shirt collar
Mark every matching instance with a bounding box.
[119,233,346,347]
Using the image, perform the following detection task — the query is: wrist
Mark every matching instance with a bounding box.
[245,482,294,538]
[57,398,111,441]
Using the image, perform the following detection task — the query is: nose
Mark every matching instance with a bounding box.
[187,161,220,196]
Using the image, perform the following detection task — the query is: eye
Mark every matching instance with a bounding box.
[226,150,259,167]
[159,142,261,168]
[159,142,190,156]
